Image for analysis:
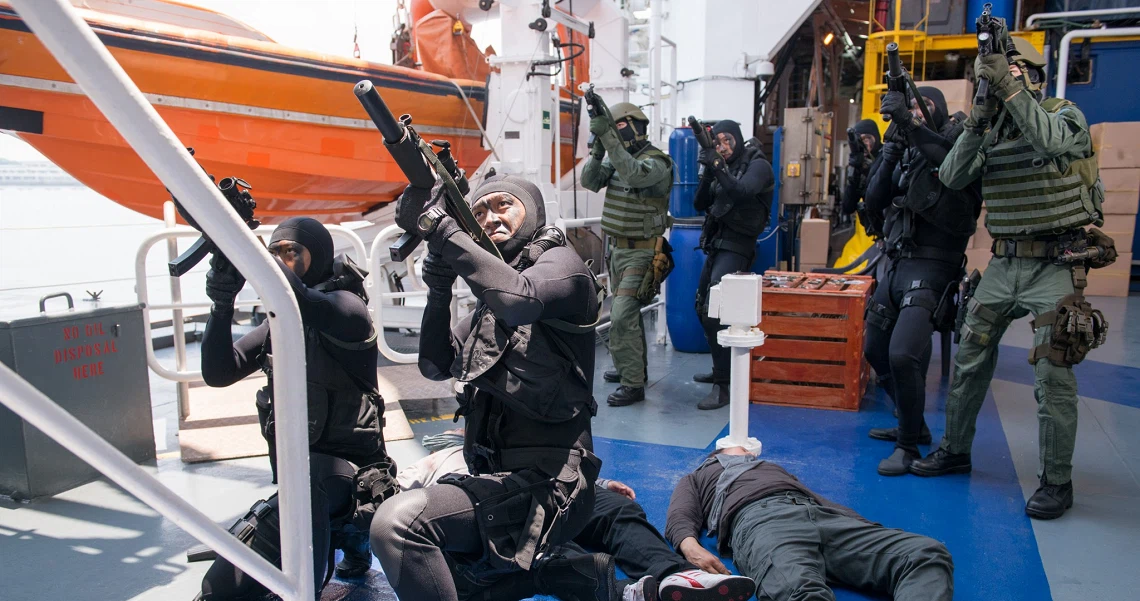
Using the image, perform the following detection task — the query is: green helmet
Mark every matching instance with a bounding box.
[610,102,649,123]
[1009,37,1046,68]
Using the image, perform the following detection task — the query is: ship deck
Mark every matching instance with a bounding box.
[2,304,1140,601]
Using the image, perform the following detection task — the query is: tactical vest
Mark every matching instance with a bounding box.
[709,147,774,239]
[983,99,1102,238]
[257,321,384,468]
[600,145,674,239]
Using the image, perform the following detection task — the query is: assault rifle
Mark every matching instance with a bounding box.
[353,80,498,262]
[168,149,260,277]
[973,3,1004,106]
[579,82,616,147]
[881,42,934,143]
[688,115,714,150]
[846,127,865,160]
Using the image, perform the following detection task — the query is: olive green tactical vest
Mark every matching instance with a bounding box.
[600,145,674,239]
[983,99,1100,238]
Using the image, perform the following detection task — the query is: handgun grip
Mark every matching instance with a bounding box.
[974,78,990,106]
[390,231,423,262]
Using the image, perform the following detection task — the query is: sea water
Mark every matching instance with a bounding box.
[0,185,212,322]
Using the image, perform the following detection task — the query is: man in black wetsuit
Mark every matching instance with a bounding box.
[370,175,634,600]
[841,119,883,230]
[862,87,982,476]
[692,120,774,410]
[196,217,392,599]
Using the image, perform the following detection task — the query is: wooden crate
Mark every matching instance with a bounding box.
[750,271,873,411]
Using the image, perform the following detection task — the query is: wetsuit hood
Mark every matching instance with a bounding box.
[270,216,334,287]
[469,174,546,264]
[853,119,882,154]
[916,86,948,132]
[711,120,745,164]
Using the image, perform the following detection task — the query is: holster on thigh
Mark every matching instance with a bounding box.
[865,296,898,332]
[958,297,1007,347]
[438,448,600,587]
[188,495,282,567]
[1029,293,1108,367]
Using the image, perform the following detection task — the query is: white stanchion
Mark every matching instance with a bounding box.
[708,274,765,454]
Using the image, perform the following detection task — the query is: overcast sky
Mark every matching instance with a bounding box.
[2,0,497,161]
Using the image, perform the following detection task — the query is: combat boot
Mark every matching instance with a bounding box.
[692,372,715,384]
[697,384,729,410]
[909,448,972,477]
[1025,478,1073,520]
[867,424,932,445]
[877,447,920,476]
[608,385,645,407]
[334,530,373,578]
[533,552,620,601]
[603,370,621,383]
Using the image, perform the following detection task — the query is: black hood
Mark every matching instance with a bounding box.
[916,86,948,132]
[711,120,745,163]
[469,174,546,263]
[852,119,882,154]
[270,217,334,287]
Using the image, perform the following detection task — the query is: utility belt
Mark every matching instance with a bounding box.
[609,236,659,250]
[438,447,601,585]
[708,236,756,258]
[885,243,964,266]
[990,229,1084,261]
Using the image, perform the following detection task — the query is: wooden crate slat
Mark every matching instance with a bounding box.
[763,294,856,315]
[750,382,859,411]
[760,314,849,338]
[752,360,846,385]
[753,338,848,362]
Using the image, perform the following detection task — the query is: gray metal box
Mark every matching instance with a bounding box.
[894,0,968,36]
[0,302,154,499]
[779,107,833,207]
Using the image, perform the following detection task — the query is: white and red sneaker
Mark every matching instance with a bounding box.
[622,575,660,601]
[658,569,756,601]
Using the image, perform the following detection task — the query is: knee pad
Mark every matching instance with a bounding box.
[958,298,1004,347]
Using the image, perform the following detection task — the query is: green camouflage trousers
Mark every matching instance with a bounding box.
[942,256,1079,484]
[607,247,654,387]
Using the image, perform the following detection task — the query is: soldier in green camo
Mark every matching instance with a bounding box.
[581,102,674,407]
[911,37,1116,520]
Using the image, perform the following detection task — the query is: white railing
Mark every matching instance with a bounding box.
[4,1,314,600]
[1056,26,1140,100]
[1026,7,1140,29]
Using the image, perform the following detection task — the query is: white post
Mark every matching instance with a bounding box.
[649,0,663,143]
[707,274,765,454]
[163,201,192,419]
[8,1,313,598]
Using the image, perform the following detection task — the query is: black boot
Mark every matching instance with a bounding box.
[1025,478,1073,520]
[533,552,620,601]
[877,447,920,476]
[607,385,645,407]
[867,424,932,445]
[692,372,715,384]
[909,448,972,477]
[603,370,621,383]
[697,384,730,410]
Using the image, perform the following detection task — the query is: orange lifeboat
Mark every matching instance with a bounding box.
[0,0,579,223]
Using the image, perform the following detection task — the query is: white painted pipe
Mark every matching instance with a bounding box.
[7,1,313,599]
[1056,27,1140,99]
[369,225,420,364]
[163,202,191,419]
[649,0,663,143]
[1026,7,1140,29]
[729,346,751,443]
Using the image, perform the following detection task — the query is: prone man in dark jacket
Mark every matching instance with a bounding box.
[665,447,954,601]
[692,120,774,410]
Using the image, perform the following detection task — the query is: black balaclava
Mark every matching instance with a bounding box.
[852,119,882,154]
[710,120,745,164]
[469,174,546,264]
[618,118,650,153]
[270,216,334,287]
[916,86,948,132]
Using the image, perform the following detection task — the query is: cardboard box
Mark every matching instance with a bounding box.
[1100,168,1140,215]
[1085,252,1132,297]
[1100,213,1136,254]
[918,79,971,104]
[1092,122,1140,169]
[798,218,831,266]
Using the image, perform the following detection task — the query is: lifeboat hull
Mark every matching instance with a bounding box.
[0,4,579,223]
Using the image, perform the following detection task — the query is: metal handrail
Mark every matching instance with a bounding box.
[369,224,423,363]
[1026,7,1140,29]
[7,1,313,599]
[1056,27,1140,99]
[135,223,370,383]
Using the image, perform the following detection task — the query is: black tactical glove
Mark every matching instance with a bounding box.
[698,147,725,171]
[424,215,462,255]
[591,138,606,160]
[880,91,913,127]
[848,148,866,167]
[881,142,905,165]
[206,252,245,312]
[421,251,458,290]
[966,96,1000,132]
[975,53,1018,99]
[395,182,446,234]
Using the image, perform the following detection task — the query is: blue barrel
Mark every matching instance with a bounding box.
[967,0,1014,26]
[669,127,701,218]
[667,218,710,353]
